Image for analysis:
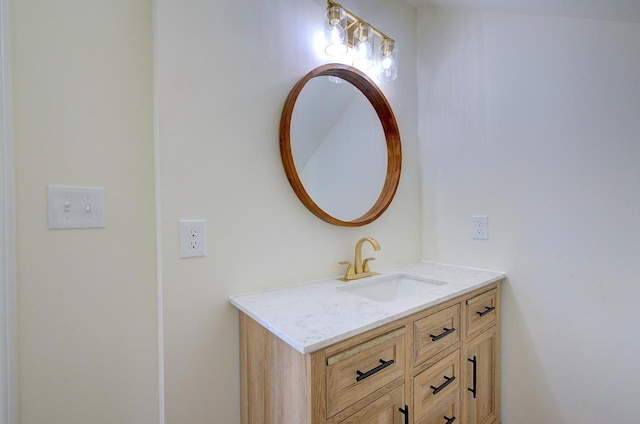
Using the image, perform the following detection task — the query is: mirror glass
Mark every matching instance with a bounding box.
[290,76,386,221]
[280,64,401,227]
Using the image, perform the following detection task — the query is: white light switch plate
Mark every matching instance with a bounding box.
[48,186,105,229]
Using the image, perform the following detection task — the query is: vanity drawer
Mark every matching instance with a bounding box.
[326,327,406,418]
[338,385,406,424]
[414,391,460,424]
[465,288,498,337]
[414,304,460,366]
[413,350,460,421]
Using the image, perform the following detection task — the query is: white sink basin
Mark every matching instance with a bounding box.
[338,273,446,303]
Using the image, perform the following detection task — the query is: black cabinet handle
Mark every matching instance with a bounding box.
[356,359,394,382]
[430,375,456,395]
[399,405,409,424]
[476,306,495,317]
[430,327,456,342]
[468,356,477,398]
[444,416,456,424]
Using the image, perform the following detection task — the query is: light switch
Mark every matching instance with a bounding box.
[48,186,105,229]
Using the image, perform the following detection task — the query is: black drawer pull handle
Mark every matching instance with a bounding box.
[476,306,495,317]
[468,356,477,398]
[430,327,456,342]
[430,375,456,395]
[444,416,456,424]
[399,405,409,424]
[356,359,395,382]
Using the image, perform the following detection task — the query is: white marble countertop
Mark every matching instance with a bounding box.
[229,261,505,354]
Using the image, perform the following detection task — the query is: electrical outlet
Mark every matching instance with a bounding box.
[472,215,488,240]
[180,220,206,258]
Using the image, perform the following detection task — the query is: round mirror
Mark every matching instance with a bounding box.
[280,64,401,227]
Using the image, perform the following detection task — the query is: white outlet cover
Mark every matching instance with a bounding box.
[48,186,105,229]
[180,219,206,258]
[472,215,488,240]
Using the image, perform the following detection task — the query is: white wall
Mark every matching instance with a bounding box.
[418,7,640,423]
[11,1,158,423]
[155,0,420,422]
[0,0,16,422]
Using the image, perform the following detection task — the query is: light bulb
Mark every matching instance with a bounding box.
[378,39,398,81]
[325,6,348,57]
[325,26,347,56]
[352,24,374,70]
[356,40,372,57]
[381,55,395,70]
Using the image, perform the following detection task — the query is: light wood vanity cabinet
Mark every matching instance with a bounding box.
[239,282,501,424]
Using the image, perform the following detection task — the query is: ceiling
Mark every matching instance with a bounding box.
[405,0,640,22]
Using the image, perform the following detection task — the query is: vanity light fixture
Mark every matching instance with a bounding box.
[324,0,398,81]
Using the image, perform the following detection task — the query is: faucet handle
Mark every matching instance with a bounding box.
[339,261,354,280]
[362,257,376,272]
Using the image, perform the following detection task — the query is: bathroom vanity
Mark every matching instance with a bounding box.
[230,262,505,424]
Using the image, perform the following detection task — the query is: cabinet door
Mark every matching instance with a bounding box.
[465,326,499,424]
[339,385,407,424]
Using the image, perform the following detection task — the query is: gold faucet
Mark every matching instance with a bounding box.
[339,237,381,281]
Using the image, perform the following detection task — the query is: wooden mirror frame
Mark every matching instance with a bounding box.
[280,63,402,227]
